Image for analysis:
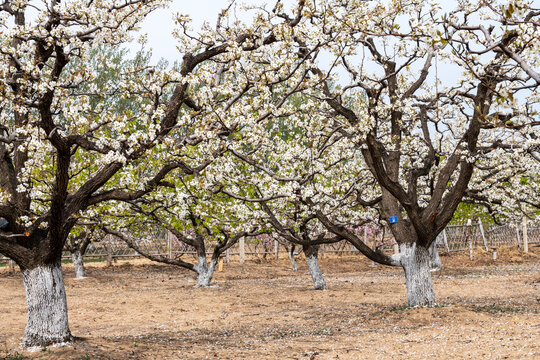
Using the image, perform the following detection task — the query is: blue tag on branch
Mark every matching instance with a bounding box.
[389,216,398,224]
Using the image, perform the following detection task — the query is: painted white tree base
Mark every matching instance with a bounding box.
[306,254,328,290]
[22,262,72,348]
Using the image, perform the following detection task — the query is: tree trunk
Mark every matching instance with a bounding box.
[106,244,113,267]
[21,261,72,348]
[288,245,298,271]
[195,256,217,287]
[399,243,436,306]
[71,250,86,279]
[429,240,442,272]
[303,245,327,290]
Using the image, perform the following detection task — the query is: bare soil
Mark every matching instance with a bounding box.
[1,246,539,360]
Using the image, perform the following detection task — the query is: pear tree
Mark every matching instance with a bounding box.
[0,0,309,347]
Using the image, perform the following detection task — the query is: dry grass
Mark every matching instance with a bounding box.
[0,246,539,359]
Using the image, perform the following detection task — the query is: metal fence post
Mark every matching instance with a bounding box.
[106,243,113,267]
[442,229,450,253]
[467,219,473,261]
[515,222,521,247]
[239,237,245,263]
[523,216,529,253]
[478,218,489,251]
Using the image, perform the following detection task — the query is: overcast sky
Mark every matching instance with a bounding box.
[135,0,477,90]
[138,0,267,63]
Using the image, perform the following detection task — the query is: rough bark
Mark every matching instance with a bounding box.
[195,256,217,287]
[21,261,72,348]
[303,245,327,290]
[71,250,86,279]
[399,243,436,306]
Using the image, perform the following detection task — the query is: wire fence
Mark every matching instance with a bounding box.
[440,222,540,252]
[1,220,539,265]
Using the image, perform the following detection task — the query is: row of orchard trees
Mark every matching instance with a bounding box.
[0,0,539,349]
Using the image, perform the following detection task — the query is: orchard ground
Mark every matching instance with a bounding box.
[1,247,539,360]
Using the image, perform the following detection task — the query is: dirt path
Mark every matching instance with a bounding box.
[1,247,539,359]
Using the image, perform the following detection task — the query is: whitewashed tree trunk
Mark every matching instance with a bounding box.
[288,246,298,271]
[71,250,86,279]
[399,243,436,306]
[21,261,72,348]
[304,246,327,290]
[195,256,217,287]
[429,240,442,272]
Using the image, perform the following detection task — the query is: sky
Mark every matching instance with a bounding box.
[138,0,267,63]
[137,0,455,83]
[133,0,536,104]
